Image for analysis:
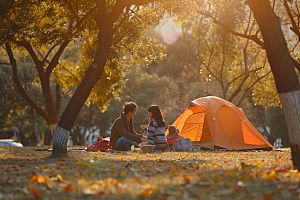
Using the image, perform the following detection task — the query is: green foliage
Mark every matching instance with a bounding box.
[0,48,50,144]
[1,0,170,125]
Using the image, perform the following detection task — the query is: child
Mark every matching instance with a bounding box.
[166,126,184,149]
[140,105,167,150]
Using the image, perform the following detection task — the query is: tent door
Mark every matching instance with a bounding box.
[179,112,206,141]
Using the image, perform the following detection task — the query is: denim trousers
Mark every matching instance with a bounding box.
[114,136,135,151]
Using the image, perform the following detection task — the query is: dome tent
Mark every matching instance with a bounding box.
[166,96,274,150]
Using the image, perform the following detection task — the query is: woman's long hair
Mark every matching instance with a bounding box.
[148,105,166,127]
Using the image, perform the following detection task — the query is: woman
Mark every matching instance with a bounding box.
[140,105,167,150]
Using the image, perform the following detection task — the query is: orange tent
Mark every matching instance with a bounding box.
[166,96,274,150]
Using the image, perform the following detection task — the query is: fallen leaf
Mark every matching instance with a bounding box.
[29,184,41,199]
[134,177,141,181]
[141,187,157,197]
[37,173,45,184]
[57,174,63,181]
[120,172,127,177]
[30,175,37,183]
[263,193,273,200]
[64,185,76,191]
[241,162,256,170]
[266,170,276,181]
[6,177,12,184]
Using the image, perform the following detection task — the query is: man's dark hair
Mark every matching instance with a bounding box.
[124,102,138,114]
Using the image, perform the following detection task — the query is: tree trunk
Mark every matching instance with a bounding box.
[52,28,114,156]
[279,91,300,167]
[247,0,300,169]
[41,78,59,139]
[31,108,41,147]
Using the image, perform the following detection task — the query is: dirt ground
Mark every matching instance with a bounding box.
[0,146,299,200]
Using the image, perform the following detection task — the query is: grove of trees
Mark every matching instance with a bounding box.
[1,0,299,169]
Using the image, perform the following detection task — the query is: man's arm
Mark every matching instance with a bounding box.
[114,120,143,143]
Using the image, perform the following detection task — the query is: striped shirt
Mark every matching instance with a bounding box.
[145,119,167,150]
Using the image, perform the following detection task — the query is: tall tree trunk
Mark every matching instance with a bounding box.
[52,29,114,156]
[42,78,59,139]
[31,107,41,147]
[247,0,300,170]
[81,105,94,145]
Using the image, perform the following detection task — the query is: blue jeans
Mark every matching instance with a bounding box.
[114,137,135,151]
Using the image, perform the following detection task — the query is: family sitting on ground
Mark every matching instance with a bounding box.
[110,102,187,151]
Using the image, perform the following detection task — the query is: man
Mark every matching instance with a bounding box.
[111,102,147,150]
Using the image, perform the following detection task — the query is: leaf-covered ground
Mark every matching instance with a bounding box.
[0,146,299,200]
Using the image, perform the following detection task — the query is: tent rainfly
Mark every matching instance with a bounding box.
[166,96,274,150]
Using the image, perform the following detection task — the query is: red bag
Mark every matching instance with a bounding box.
[85,137,112,152]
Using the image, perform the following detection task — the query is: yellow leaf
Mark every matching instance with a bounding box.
[266,170,276,181]
[120,172,127,177]
[198,165,205,169]
[57,174,63,181]
[226,171,233,176]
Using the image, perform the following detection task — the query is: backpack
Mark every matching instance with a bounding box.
[165,137,193,152]
[86,137,112,152]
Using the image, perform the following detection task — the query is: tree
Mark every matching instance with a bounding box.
[194,0,300,169]
[1,0,169,155]
[246,0,300,170]
[0,48,48,146]
[51,0,169,156]
[0,0,93,138]
[167,0,273,106]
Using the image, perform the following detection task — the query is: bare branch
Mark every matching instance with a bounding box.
[236,69,272,106]
[76,6,97,29]
[228,47,249,102]
[16,41,44,78]
[0,62,11,65]
[292,57,300,72]
[290,40,299,53]
[41,45,57,65]
[106,0,132,28]
[45,40,70,79]
[284,0,300,39]
[180,36,197,60]
[198,11,265,48]
[5,43,49,123]
[113,5,131,32]
[64,0,80,23]
[220,33,227,99]
[202,45,221,82]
